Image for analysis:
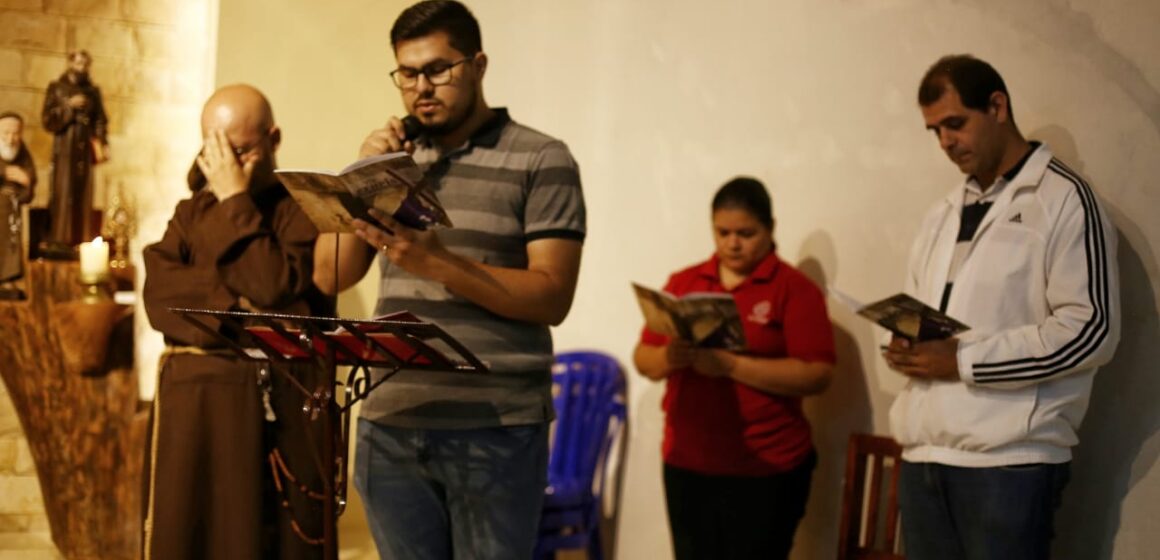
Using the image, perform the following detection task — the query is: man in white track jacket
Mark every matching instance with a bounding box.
[883,54,1120,559]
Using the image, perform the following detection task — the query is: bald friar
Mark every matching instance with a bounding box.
[142,84,332,560]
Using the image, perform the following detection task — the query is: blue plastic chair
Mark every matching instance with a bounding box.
[534,350,628,560]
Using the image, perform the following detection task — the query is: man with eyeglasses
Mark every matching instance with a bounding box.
[314,1,586,558]
[144,84,332,560]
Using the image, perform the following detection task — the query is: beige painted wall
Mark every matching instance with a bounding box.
[216,1,1160,559]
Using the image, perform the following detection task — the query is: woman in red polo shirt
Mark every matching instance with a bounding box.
[634,177,836,560]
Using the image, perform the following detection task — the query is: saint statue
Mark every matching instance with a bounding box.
[0,111,37,299]
[41,49,109,256]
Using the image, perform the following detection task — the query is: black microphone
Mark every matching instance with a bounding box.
[401,115,424,141]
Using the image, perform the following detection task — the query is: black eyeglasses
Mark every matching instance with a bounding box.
[390,57,472,89]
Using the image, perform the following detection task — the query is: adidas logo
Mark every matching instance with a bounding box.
[1009,213,1023,223]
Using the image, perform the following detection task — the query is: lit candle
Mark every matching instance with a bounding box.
[78,236,110,282]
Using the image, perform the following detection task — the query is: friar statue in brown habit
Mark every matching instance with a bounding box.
[41,49,109,254]
[0,111,37,298]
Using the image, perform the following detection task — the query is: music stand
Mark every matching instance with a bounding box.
[170,307,487,560]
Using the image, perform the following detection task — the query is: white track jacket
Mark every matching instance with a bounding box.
[890,143,1120,467]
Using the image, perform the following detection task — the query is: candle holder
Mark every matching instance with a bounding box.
[80,277,111,301]
[78,272,112,304]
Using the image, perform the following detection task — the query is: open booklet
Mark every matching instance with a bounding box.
[276,151,453,234]
[828,286,970,342]
[632,283,746,350]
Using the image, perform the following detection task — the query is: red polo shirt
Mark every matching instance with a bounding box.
[640,251,836,476]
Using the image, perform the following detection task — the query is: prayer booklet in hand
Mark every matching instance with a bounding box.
[827,286,969,342]
[632,283,746,350]
[276,152,452,234]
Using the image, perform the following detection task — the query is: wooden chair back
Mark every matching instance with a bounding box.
[837,433,905,560]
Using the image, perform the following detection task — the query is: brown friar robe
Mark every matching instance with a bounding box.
[0,144,37,281]
[143,183,332,560]
[41,72,107,246]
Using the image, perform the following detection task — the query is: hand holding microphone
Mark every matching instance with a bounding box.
[359,115,424,159]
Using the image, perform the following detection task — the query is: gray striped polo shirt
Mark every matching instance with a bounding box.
[359,109,586,429]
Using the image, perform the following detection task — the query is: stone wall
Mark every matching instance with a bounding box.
[0,381,54,558]
[0,0,214,555]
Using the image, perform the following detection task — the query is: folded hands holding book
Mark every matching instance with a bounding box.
[880,336,962,381]
[352,207,451,278]
[828,286,969,381]
[661,337,737,377]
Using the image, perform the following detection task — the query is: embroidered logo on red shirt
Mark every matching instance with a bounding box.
[747,300,772,324]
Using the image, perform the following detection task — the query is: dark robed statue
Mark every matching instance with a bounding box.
[0,111,37,298]
[41,49,109,254]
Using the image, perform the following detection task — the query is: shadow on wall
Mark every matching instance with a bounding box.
[1033,124,1160,558]
[1052,222,1160,559]
[1031,124,1081,171]
[793,230,876,559]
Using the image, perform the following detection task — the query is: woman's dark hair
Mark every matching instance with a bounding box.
[391,0,482,56]
[711,176,774,229]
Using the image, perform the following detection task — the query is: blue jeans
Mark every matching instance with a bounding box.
[353,419,549,560]
[898,461,1070,560]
